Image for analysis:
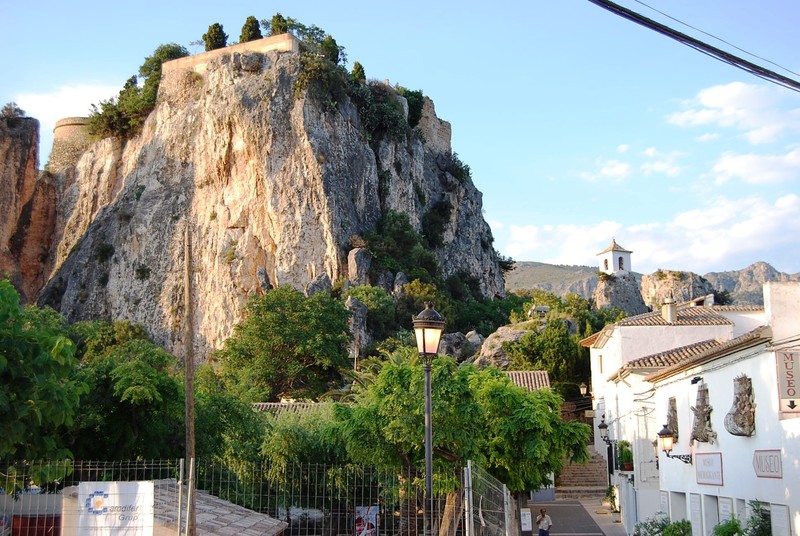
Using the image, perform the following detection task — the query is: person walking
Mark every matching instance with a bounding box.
[536,508,553,536]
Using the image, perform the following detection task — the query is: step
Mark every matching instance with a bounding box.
[554,486,608,500]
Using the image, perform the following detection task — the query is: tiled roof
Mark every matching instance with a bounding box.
[597,238,632,255]
[616,306,732,327]
[645,326,771,383]
[253,402,316,414]
[619,339,722,372]
[713,305,764,312]
[506,370,551,391]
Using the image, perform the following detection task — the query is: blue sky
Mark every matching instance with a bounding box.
[4,0,800,275]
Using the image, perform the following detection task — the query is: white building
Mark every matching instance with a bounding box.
[584,294,766,534]
[645,282,800,536]
[597,239,633,275]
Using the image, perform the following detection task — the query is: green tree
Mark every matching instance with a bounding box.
[2,102,25,118]
[320,35,341,64]
[333,350,589,532]
[343,285,396,340]
[139,43,189,107]
[203,23,228,51]
[216,286,352,402]
[351,61,366,83]
[267,12,288,36]
[239,15,263,43]
[0,280,86,460]
[69,332,184,460]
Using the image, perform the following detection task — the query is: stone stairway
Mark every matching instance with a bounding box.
[555,447,609,499]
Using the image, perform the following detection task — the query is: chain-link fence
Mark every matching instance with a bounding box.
[0,459,510,536]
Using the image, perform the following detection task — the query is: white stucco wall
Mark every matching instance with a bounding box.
[652,343,800,535]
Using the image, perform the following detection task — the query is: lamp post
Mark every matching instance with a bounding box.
[412,302,445,536]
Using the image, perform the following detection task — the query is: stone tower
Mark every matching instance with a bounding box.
[48,116,91,172]
[597,238,632,275]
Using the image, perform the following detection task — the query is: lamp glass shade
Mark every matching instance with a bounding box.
[579,383,588,396]
[412,303,445,356]
[598,420,609,441]
[414,326,443,355]
[657,425,674,452]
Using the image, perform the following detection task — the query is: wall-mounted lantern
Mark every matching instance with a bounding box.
[657,424,692,465]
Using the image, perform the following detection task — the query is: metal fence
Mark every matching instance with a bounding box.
[0,459,510,536]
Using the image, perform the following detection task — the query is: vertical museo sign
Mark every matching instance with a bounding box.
[777,352,800,413]
[78,481,154,535]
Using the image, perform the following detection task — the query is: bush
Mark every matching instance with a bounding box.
[421,199,452,248]
[712,517,742,536]
[2,102,25,118]
[351,62,366,83]
[397,87,424,128]
[442,152,471,183]
[635,512,669,536]
[343,285,396,339]
[663,520,691,536]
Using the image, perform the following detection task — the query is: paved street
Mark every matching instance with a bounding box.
[527,499,627,536]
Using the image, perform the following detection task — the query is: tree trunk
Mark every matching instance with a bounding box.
[438,491,463,536]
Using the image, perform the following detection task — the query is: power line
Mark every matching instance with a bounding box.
[586,0,800,94]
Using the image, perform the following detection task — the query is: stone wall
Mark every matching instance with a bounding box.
[161,33,300,76]
[48,117,91,172]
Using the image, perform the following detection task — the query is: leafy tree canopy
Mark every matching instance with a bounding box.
[215,286,352,402]
[266,12,288,36]
[0,280,86,460]
[2,102,25,118]
[332,349,590,492]
[239,15,263,43]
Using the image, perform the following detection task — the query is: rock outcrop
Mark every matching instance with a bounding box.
[32,42,503,359]
[593,272,648,315]
[703,262,800,305]
[640,269,715,309]
[0,116,57,303]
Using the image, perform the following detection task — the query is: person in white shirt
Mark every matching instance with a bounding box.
[536,508,553,536]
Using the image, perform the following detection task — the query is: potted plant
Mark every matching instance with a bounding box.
[618,440,634,471]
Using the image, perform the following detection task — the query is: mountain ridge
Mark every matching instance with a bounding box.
[505,260,800,306]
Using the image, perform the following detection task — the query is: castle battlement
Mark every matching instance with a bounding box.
[161,33,301,76]
[49,116,91,172]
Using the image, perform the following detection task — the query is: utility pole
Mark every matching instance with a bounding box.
[183,222,196,536]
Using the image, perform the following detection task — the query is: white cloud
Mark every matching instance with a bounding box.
[666,81,800,145]
[16,84,118,164]
[580,159,631,181]
[494,195,800,275]
[711,148,800,185]
[697,133,719,142]
[640,148,682,177]
[617,144,630,154]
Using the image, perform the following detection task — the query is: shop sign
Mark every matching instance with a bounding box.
[752,449,782,478]
[695,452,723,486]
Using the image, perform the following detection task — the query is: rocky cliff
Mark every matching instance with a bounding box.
[592,272,648,315]
[0,116,57,303]
[703,262,800,305]
[33,44,503,359]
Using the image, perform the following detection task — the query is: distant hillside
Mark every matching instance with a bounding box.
[504,262,601,298]
[506,261,799,306]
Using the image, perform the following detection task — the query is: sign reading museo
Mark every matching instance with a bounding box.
[79,481,154,536]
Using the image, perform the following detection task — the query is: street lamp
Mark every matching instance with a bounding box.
[657,424,692,465]
[598,415,611,444]
[412,302,445,536]
[579,383,588,396]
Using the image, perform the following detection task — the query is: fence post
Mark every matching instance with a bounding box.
[178,459,184,536]
[463,461,473,536]
[503,485,512,536]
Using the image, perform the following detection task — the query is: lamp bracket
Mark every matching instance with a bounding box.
[665,451,692,464]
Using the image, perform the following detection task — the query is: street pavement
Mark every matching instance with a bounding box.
[526,499,628,536]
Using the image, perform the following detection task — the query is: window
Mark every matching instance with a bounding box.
[618,256,624,270]
[604,259,609,271]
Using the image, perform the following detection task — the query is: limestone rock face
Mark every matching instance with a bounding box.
[593,272,648,316]
[36,47,503,359]
[470,325,530,369]
[0,117,57,303]
[640,270,716,309]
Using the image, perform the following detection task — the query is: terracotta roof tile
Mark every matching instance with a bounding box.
[645,326,771,383]
[253,402,315,414]
[597,238,632,255]
[624,339,722,370]
[505,370,551,391]
[616,306,732,327]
